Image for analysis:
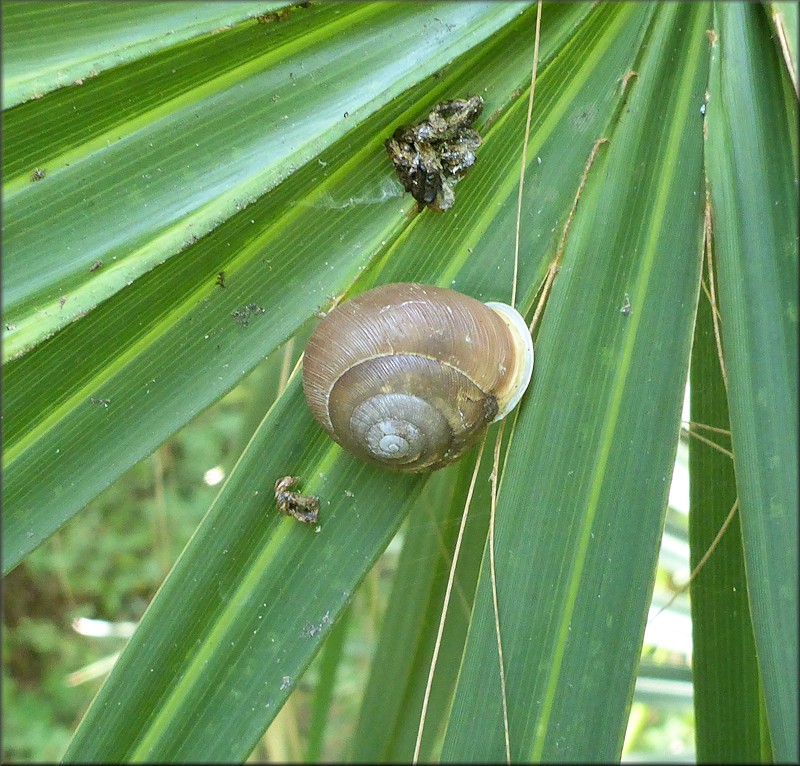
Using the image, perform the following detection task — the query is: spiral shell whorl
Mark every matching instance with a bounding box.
[326,353,489,471]
[350,393,449,467]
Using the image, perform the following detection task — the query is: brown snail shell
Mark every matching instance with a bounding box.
[302,282,534,472]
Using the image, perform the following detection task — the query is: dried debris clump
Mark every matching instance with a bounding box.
[385,96,484,211]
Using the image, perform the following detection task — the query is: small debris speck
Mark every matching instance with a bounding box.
[275,476,319,524]
[232,303,266,327]
[257,8,290,24]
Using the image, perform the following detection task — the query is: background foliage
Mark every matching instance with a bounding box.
[3,1,797,763]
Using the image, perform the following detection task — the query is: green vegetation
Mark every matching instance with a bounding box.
[3,2,797,762]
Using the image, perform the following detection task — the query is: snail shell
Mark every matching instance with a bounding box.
[302,282,534,472]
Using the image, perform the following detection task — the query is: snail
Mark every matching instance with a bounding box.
[302,282,534,472]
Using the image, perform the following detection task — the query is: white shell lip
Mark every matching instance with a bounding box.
[485,302,534,421]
